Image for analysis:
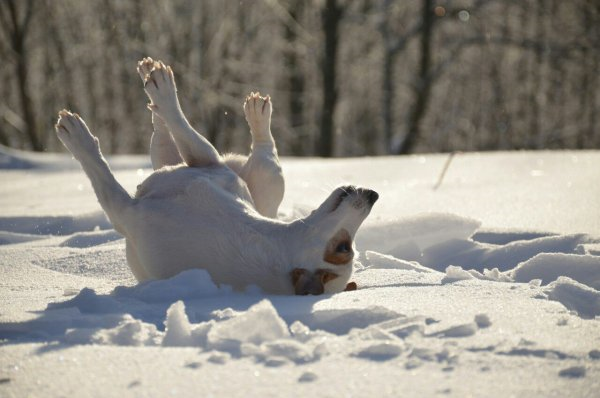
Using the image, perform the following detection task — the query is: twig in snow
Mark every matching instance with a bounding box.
[433,151,459,190]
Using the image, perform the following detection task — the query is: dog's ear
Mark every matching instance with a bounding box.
[344,281,357,291]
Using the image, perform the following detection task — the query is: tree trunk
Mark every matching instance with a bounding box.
[318,0,343,157]
[530,0,545,148]
[396,0,434,155]
[285,0,306,156]
[382,44,396,154]
[578,0,597,148]
[2,0,41,151]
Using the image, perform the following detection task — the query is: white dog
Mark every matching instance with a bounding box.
[55,58,378,295]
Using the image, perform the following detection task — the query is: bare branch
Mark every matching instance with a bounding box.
[21,0,35,31]
[264,0,314,45]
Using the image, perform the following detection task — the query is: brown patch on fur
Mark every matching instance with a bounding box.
[317,269,339,284]
[323,229,354,265]
[344,281,357,291]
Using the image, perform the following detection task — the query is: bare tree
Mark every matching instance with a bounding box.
[318,0,343,157]
[394,0,435,155]
[378,1,421,154]
[0,0,40,151]
[283,0,307,156]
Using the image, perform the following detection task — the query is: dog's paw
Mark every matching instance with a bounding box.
[141,60,179,120]
[137,57,156,82]
[55,110,99,158]
[244,92,272,142]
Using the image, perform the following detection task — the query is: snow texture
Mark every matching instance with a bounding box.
[1,148,600,397]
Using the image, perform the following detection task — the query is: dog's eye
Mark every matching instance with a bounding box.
[324,229,354,265]
[336,241,351,253]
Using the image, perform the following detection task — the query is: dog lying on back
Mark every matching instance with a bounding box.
[55,58,378,295]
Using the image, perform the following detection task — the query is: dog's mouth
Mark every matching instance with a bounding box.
[330,185,379,212]
[291,268,339,295]
[291,267,359,295]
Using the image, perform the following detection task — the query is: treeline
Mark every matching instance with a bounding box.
[1,0,598,156]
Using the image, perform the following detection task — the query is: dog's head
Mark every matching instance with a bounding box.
[290,185,378,295]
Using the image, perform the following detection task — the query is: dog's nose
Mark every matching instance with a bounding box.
[365,189,379,205]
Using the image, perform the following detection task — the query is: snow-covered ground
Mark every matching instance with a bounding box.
[1,147,599,397]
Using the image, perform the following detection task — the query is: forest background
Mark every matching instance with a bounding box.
[1,0,598,157]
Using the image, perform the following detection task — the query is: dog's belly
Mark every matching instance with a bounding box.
[125,166,290,293]
[135,164,254,204]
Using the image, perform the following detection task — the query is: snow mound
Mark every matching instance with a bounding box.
[543,277,600,319]
[422,234,590,272]
[31,245,131,281]
[0,231,47,245]
[428,314,490,338]
[306,306,404,335]
[472,230,556,245]
[512,253,600,290]
[65,315,160,346]
[121,300,329,364]
[49,298,438,367]
[162,301,198,347]
[49,287,122,314]
[59,230,123,248]
[357,213,481,259]
[354,342,404,361]
[441,265,512,284]
[113,269,229,303]
[0,211,112,236]
[0,144,69,170]
[434,322,478,338]
[364,250,436,273]
[206,300,290,353]
[441,265,476,284]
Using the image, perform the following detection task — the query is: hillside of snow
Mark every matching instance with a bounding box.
[1,147,599,397]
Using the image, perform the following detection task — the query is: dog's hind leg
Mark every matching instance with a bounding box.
[139,58,222,168]
[237,93,284,218]
[137,59,183,170]
[55,111,133,235]
[148,117,184,170]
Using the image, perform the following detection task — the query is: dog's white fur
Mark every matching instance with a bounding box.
[55,58,377,295]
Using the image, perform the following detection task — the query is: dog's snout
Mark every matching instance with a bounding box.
[330,186,378,212]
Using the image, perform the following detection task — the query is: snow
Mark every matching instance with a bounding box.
[1,147,600,397]
[512,253,600,289]
[543,277,600,319]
